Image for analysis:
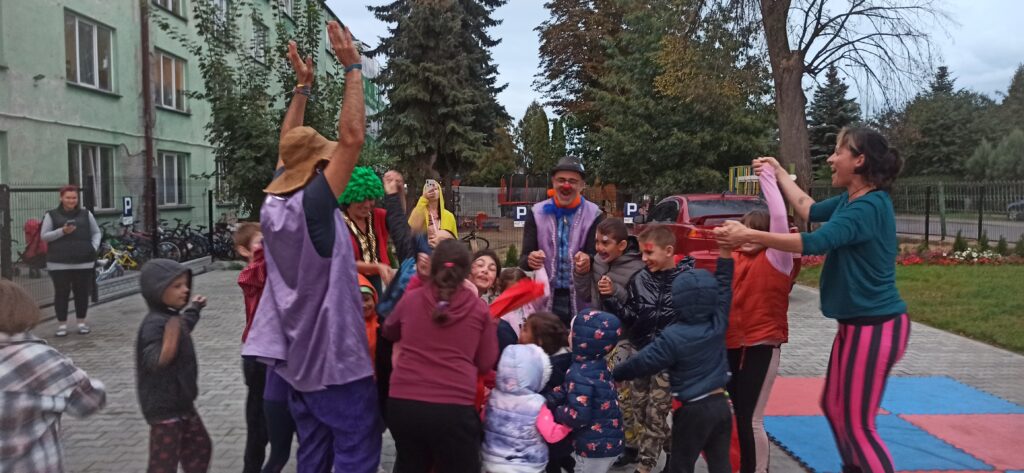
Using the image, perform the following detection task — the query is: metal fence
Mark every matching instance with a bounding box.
[1,178,224,306]
[809,180,1024,243]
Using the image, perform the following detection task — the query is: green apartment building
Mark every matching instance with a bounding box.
[0,0,384,234]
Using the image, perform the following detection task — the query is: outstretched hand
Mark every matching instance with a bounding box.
[752,157,783,177]
[327,21,360,68]
[713,220,750,249]
[383,171,405,195]
[287,40,313,85]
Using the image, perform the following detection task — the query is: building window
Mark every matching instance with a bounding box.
[153,0,184,17]
[68,142,114,210]
[157,152,188,206]
[212,0,229,38]
[252,21,269,63]
[155,51,186,111]
[215,160,232,203]
[64,12,113,92]
[280,0,294,18]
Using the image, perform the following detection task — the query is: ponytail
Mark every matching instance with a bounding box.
[840,126,903,191]
[429,240,471,324]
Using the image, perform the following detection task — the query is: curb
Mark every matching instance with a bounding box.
[42,257,217,323]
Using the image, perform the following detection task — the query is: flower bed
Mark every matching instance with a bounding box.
[801,250,1024,268]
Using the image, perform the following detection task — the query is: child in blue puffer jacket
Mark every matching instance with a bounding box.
[612,247,735,473]
[547,309,625,473]
[482,344,572,473]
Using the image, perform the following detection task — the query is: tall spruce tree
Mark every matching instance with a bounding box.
[893,66,996,176]
[551,118,567,162]
[808,66,861,180]
[518,102,553,174]
[997,65,1024,136]
[369,0,507,183]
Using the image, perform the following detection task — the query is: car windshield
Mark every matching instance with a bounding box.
[687,199,766,221]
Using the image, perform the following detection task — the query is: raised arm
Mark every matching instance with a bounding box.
[278,41,313,169]
[324,21,366,198]
[759,165,794,275]
[754,157,814,222]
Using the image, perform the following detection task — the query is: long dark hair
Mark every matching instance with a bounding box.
[524,312,569,355]
[839,127,903,191]
[472,249,502,293]
[430,240,471,324]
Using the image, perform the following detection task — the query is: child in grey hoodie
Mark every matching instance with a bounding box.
[135,259,210,473]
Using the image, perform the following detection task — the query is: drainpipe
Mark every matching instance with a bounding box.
[140,0,157,250]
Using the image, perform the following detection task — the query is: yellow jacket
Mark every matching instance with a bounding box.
[408,194,458,238]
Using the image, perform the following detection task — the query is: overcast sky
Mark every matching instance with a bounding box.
[329,0,1024,120]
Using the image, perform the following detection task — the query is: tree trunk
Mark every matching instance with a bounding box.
[760,0,812,193]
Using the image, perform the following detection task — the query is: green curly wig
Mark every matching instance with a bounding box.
[338,166,384,205]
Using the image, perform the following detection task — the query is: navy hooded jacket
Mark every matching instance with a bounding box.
[546,310,625,459]
[612,258,734,402]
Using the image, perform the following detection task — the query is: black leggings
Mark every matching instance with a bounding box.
[51,269,93,322]
[387,398,482,473]
[242,359,268,473]
[262,400,295,473]
[727,346,781,473]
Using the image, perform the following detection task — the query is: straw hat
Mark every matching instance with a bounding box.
[264,126,337,195]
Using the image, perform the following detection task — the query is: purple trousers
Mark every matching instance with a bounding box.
[288,376,383,473]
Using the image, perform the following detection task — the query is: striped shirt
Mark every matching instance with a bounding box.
[0,332,106,473]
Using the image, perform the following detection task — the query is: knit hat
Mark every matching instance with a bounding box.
[338,167,385,205]
[550,156,585,179]
[265,126,336,195]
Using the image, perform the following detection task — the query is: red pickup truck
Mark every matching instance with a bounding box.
[635,194,801,278]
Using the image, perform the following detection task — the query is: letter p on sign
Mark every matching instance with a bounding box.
[624,202,638,224]
[514,206,527,228]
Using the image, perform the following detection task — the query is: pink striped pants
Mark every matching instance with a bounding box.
[821,313,911,473]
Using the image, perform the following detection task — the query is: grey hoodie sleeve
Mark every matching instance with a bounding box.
[41,213,65,243]
[139,317,170,372]
[574,270,594,308]
[181,305,201,331]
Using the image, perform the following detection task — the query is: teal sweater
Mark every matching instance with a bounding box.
[800,191,907,320]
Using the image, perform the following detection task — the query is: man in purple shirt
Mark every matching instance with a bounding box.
[242,21,381,472]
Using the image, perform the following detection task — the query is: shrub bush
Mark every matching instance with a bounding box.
[504,244,519,268]
[953,231,969,253]
[996,236,1009,256]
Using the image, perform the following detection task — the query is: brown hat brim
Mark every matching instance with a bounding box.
[264,127,337,195]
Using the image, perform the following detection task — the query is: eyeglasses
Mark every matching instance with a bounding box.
[554,177,582,186]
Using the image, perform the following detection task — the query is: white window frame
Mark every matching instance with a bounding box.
[64,12,113,92]
[157,152,188,206]
[153,0,184,17]
[252,20,269,63]
[280,0,294,18]
[68,142,115,210]
[213,0,228,25]
[155,51,186,111]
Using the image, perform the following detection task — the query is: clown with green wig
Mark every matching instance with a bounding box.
[338,166,393,294]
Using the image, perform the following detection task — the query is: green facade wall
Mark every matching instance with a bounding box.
[0,0,384,230]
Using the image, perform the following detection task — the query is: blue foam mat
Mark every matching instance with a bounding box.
[880,376,1024,415]
[764,415,992,472]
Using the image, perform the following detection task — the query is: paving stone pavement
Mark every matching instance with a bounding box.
[39,271,1022,472]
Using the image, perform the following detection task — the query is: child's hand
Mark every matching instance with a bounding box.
[528,251,546,270]
[191,295,207,309]
[597,276,614,296]
[574,251,591,275]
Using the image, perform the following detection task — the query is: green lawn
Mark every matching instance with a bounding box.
[796,265,1024,354]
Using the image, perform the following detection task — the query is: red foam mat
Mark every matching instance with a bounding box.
[901,414,1024,471]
